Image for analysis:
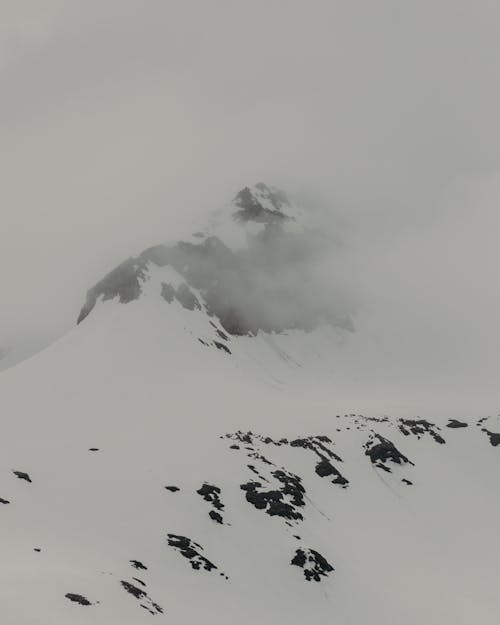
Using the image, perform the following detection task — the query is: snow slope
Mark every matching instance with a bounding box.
[1,185,499,624]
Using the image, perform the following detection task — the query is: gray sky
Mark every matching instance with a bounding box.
[2,0,500,407]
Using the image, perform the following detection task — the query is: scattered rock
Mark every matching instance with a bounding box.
[291,548,334,582]
[65,593,93,606]
[130,560,147,570]
[165,485,180,492]
[209,510,223,524]
[167,534,218,572]
[399,419,446,444]
[0,498,10,504]
[120,581,163,615]
[214,341,231,354]
[315,458,349,486]
[482,429,500,447]
[364,434,414,472]
[13,471,32,483]
[196,483,224,510]
[446,420,468,429]
[241,469,305,521]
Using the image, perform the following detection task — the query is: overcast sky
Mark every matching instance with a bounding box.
[2,1,500,409]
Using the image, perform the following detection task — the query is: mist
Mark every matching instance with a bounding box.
[2,1,500,410]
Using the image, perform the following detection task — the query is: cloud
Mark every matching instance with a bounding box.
[1,1,500,409]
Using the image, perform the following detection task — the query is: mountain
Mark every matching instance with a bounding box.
[0,184,499,625]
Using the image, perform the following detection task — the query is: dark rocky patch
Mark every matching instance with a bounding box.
[233,185,289,224]
[132,577,146,586]
[229,444,240,450]
[0,498,10,504]
[165,485,180,492]
[130,560,147,570]
[65,593,92,606]
[209,510,223,524]
[399,419,446,444]
[196,483,224,510]
[120,580,147,600]
[402,478,413,485]
[34,547,41,552]
[197,483,225,523]
[240,469,305,521]
[78,257,148,324]
[225,431,254,445]
[248,451,274,466]
[161,282,200,311]
[315,458,349,486]
[213,341,231,354]
[13,470,32,483]
[446,419,468,429]
[120,580,163,615]
[482,429,500,447]
[247,465,265,479]
[291,548,334,582]
[88,447,100,451]
[290,436,342,463]
[364,434,413,472]
[362,415,390,423]
[167,534,218,572]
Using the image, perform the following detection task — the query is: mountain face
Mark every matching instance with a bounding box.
[0,185,499,625]
[77,183,353,336]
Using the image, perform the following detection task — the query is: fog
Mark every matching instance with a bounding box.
[1,1,500,410]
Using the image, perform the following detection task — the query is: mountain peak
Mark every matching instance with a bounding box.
[77,184,353,339]
[232,183,291,224]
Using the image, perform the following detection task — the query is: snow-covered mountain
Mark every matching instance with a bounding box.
[0,184,499,624]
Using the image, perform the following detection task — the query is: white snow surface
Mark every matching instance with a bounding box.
[0,291,499,624]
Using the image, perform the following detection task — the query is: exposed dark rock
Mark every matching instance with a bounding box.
[165,485,180,492]
[209,510,223,524]
[291,548,334,582]
[161,282,200,311]
[130,560,147,570]
[34,548,41,552]
[315,458,349,486]
[241,469,305,521]
[196,483,224,510]
[290,436,342,462]
[233,185,289,224]
[364,434,413,472]
[399,419,446,444]
[167,534,218,572]
[446,419,468,429]
[13,470,32,483]
[120,581,163,614]
[78,257,148,324]
[121,580,147,600]
[65,593,92,606]
[0,498,10,504]
[213,341,231,354]
[88,447,100,451]
[482,429,500,447]
[402,478,413,485]
[132,577,146,587]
